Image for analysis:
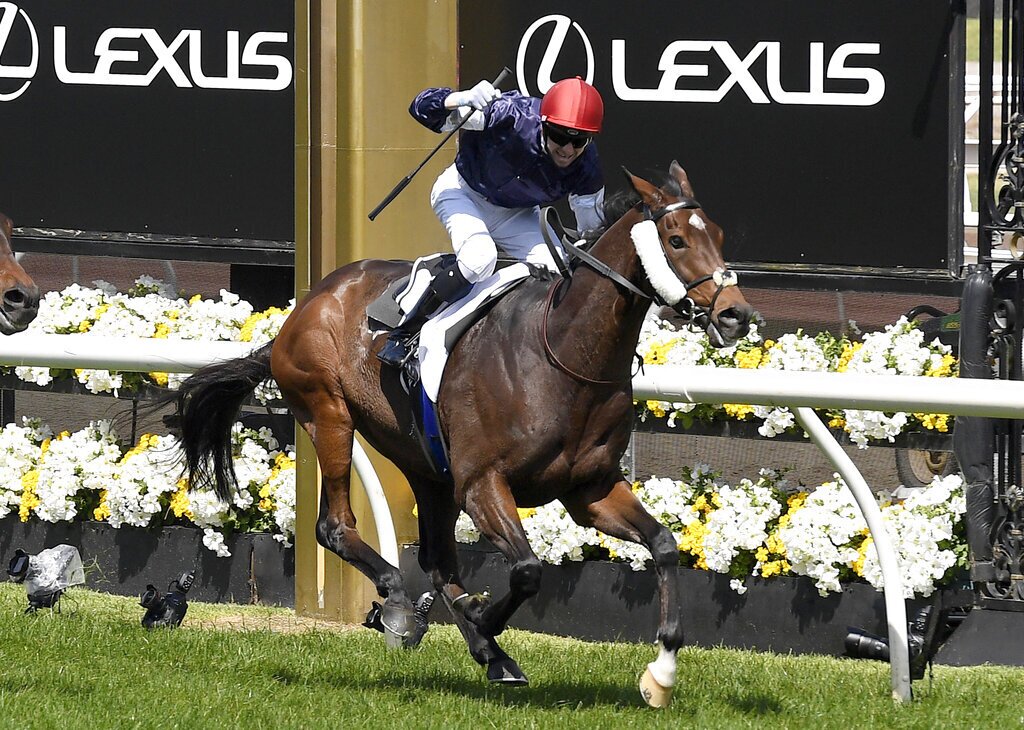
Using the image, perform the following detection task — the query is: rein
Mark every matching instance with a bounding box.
[539,197,739,382]
[541,278,623,385]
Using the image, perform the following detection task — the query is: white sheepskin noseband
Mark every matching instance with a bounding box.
[631,219,689,306]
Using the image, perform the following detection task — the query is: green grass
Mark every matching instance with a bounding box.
[0,585,1021,729]
[966,18,1003,64]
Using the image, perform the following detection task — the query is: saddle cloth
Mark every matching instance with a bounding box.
[418,262,531,402]
[366,254,533,401]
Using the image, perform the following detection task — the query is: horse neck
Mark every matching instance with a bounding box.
[548,212,651,381]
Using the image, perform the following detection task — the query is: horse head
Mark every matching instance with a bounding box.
[0,214,40,334]
[623,161,753,346]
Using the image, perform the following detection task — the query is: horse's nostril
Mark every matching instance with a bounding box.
[3,286,39,310]
[718,306,753,336]
[4,289,25,307]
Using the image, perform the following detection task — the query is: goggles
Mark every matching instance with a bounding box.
[544,124,591,150]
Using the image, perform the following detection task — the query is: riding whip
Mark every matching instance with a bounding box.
[367,67,512,221]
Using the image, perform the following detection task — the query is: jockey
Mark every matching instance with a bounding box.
[378,76,605,367]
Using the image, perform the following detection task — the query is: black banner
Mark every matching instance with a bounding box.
[0,1,293,242]
[460,1,963,274]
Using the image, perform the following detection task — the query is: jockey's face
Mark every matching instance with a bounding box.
[543,124,591,168]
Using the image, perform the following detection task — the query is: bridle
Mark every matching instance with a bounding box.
[541,197,740,383]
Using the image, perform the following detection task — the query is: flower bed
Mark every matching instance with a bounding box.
[1,278,966,598]
[1,418,296,556]
[451,466,967,599]
[10,277,291,401]
[636,315,956,446]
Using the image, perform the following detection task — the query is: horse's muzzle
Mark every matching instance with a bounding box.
[0,283,40,333]
[712,303,754,346]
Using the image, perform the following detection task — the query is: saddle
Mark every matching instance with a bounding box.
[367,254,539,481]
[366,253,451,331]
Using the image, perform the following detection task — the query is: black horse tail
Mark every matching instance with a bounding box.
[167,341,275,502]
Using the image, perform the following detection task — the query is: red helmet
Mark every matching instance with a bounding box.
[540,77,603,134]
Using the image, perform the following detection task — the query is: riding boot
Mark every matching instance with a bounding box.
[378,260,472,367]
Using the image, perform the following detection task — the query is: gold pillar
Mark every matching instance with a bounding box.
[294,0,458,621]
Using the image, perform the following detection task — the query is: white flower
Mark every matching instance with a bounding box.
[702,480,781,573]
[32,421,121,523]
[0,419,48,518]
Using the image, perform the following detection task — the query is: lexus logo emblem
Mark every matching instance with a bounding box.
[0,2,38,101]
[516,14,594,97]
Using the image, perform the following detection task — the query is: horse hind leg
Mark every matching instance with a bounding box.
[561,477,683,708]
[292,395,416,645]
[411,478,524,682]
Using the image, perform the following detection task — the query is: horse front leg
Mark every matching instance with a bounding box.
[561,477,683,708]
[410,478,521,676]
[456,470,541,684]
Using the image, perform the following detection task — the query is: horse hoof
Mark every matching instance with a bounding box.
[487,657,529,686]
[639,667,672,708]
[378,601,415,649]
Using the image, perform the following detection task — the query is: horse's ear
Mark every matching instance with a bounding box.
[669,160,695,198]
[622,167,665,208]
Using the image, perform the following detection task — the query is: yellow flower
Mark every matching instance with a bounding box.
[170,479,193,520]
[239,312,266,343]
[828,414,846,430]
[724,403,755,420]
[94,490,111,521]
[836,342,862,373]
[516,507,536,520]
[643,339,678,365]
[189,294,203,305]
[258,485,271,499]
[152,322,172,339]
[851,536,874,576]
[273,452,295,470]
[913,412,950,432]
[258,498,275,512]
[645,400,666,419]
[149,372,169,387]
[926,353,956,378]
[19,470,40,522]
[734,348,763,369]
[78,320,92,333]
[678,520,708,569]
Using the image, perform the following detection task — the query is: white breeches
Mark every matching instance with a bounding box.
[430,164,564,283]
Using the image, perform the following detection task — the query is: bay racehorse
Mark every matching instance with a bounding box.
[0,213,39,333]
[169,162,753,707]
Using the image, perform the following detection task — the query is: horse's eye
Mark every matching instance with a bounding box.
[669,235,687,250]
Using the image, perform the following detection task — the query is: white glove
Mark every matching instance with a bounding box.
[445,80,500,111]
[441,107,486,132]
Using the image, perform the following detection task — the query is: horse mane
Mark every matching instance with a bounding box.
[580,173,684,246]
